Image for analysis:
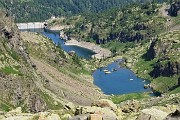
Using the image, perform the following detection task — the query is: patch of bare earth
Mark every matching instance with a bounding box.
[30,57,105,105]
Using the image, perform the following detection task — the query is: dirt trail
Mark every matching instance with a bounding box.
[30,57,104,105]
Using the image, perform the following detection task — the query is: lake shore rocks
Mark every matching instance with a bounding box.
[65,39,111,59]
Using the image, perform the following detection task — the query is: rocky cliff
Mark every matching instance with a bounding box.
[168,1,180,16]
[0,9,105,114]
[144,31,180,78]
[0,10,48,112]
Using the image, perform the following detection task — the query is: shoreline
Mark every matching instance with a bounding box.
[46,26,111,59]
[65,38,111,59]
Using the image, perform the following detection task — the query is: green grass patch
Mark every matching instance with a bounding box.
[169,86,180,94]
[38,90,63,110]
[0,66,22,75]
[134,57,157,80]
[0,103,10,112]
[0,99,14,112]
[10,50,20,61]
[2,40,20,61]
[101,41,136,53]
[110,92,150,104]
[151,76,179,93]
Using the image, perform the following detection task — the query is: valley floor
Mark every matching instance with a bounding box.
[21,31,106,106]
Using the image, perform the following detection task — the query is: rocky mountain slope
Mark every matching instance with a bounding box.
[0,10,104,114]
[0,1,180,120]
[0,10,47,113]
[48,2,166,45]
[48,2,180,94]
[125,30,180,94]
[20,31,104,105]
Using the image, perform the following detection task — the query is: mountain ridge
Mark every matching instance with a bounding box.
[0,0,164,22]
[0,1,180,120]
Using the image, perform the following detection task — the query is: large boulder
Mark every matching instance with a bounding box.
[119,100,141,113]
[38,112,49,120]
[102,114,117,120]
[137,113,157,120]
[62,114,72,119]
[91,99,117,111]
[68,114,89,120]
[65,102,75,111]
[90,114,103,120]
[46,113,61,120]
[168,2,180,17]
[165,107,180,120]
[137,108,169,120]
[81,106,117,120]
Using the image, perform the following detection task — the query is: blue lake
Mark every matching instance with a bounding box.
[93,60,151,95]
[20,28,152,95]
[21,28,96,59]
[41,32,96,59]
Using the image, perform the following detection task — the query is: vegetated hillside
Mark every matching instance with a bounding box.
[0,10,104,114]
[48,1,180,94]
[55,2,166,47]
[0,4,180,120]
[0,10,47,112]
[121,30,180,94]
[0,0,165,22]
[20,31,104,106]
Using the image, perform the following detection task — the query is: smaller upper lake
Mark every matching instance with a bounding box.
[41,32,96,59]
[20,28,96,59]
[93,60,151,95]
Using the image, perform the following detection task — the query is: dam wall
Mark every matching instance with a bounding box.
[16,22,45,29]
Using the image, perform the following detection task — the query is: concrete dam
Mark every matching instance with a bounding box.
[16,22,46,30]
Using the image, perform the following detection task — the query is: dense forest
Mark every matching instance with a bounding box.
[0,0,165,22]
[60,2,165,47]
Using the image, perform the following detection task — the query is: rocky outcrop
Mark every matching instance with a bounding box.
[119,100,141,113]
[143,38,157,61]
[165,107,180,120]
[68,114,89,120]
[168,2,180,16]
[28,94,47,113]
[143,31,180,78]
[150,60,180,78]
[0,10,47,112]
[71,106,118,120]
[0,93,179,120]
[138,108,169,120]
[91,99,117,111]
[65,102,76,111]
[0,110,62,120]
